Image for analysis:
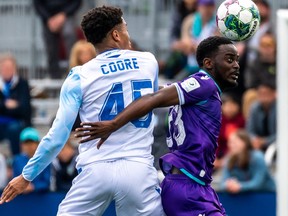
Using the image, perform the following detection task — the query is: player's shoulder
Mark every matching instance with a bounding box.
[178,70,219,95]
[123,50,156,60]
[192,70,212,81]
[65,66,82,84]
[68,65,82,75]
[196,71,219,88]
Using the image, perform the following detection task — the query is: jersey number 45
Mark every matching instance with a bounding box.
[99,80,153,128]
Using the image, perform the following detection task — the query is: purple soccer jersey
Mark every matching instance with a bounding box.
[160,70,222,185]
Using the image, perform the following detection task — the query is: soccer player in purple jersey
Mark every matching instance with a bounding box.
[75,36,240,216]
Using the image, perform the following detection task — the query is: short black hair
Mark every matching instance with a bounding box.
[196,36,233,67]
[81,6,123,45]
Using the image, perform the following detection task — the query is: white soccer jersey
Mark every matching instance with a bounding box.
[22,49,159,181]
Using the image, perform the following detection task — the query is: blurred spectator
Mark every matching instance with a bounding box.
[33,0,82,79]
[174,0,218,80]
[214,93,245,170]
[0,54,32,156]
[245,0,273,67]
[161,0,197,79]
[245,32,276,90]
[170,0,198,43]
[12,127,50,193]
[0,152,8,190]
[242,88,258,121]
[242,32,276,119]
[237,0,273,93]
[69,39,96,69]
[227,0,272,98]
[220,129,275,193]
[246,82,276,152]
[50,133,78,192]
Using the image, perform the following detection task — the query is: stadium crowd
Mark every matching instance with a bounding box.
[0,0,278,199]
[160,0,277,192]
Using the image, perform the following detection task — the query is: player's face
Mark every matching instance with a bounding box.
[118,18,131,50]
[213,44,240,90]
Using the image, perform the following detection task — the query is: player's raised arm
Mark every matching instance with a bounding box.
[75,84,179,149]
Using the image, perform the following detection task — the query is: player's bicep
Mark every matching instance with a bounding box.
[152,84,179,107]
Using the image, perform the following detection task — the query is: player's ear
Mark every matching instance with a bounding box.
[111,29,121,42]
[203,58,213,69]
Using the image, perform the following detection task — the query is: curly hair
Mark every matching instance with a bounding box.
[196,36,233,67]
[81,6,123,45]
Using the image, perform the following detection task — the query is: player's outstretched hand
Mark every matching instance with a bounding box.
[0,175,30,204]
[75,121,116,149]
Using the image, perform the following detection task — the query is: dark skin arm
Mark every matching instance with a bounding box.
[0,175,30,204]
[75,85,179,149]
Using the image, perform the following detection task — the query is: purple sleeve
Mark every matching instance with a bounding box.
[174,74,216,105]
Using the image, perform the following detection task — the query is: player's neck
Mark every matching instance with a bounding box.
[95,41,121,55]
[96,46,119,54]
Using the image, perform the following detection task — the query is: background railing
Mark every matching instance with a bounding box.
[1,0,287,127]
[0,0,287,79]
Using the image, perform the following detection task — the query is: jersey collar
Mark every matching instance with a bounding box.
[97,48,120,58]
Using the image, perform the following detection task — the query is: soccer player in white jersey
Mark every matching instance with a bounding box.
[0,6,164,216]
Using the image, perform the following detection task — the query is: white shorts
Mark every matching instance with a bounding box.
[57,159,164,216]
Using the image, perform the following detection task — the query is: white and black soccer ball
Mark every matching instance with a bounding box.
[216,0,260,41]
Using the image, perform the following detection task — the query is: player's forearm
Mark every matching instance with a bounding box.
[112,85,179,131]
[22,132,68,181]
[112,93,159,130]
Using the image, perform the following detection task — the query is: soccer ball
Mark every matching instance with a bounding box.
[216,0,260,41]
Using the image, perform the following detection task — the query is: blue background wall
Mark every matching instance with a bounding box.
[0,192,276,216]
